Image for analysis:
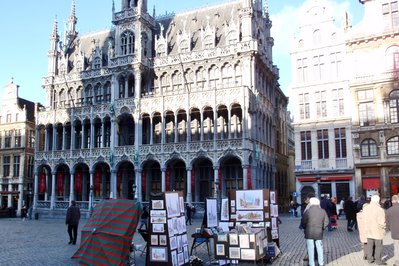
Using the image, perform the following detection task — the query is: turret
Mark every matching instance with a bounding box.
[47,17,59,76]
[67,0,77,36]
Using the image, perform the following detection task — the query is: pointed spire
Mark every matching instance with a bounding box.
[264,0,269,17]
[112,0,115,13]
[51,16,59,40]
[153,5,156,18]
[68,0,77,35]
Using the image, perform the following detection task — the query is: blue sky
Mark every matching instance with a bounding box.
[0,0,364,107]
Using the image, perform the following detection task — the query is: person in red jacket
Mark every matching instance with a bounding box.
[386,194,399,266]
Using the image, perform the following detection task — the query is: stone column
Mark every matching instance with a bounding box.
[174,115,178,143]
[33,172,39,210]
[101,121,105,148]
[90,120,94,149]
[69,171,75,202]
[213,166,219,199]
[62,125,66,150]
[242,165,248,190]
[44,127,48,151]
[71,122,75,150]
[161,168,166,192]
[150,118,153,145]
[135,168,141,201]
[81,122,86,149]
[50,171,56,210]
[111,169,117,199]
[186,167,192,204]
[89,170,94,210]
[35,126,40,153]
[200,112,204,141]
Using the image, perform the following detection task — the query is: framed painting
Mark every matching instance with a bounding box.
[150,235,158,245]
[216,244,225,256]
[229,233,238,245]
[150,216,166,224]
[241,249,256,260]
[152,200,164,210]
[150,210,166,217]
[236,210,264,222]
[150,247,167,262]
[206,198,218,227]
[159,235,167,245]
[229,247,240,259]
[236,190,263,210]
[220,198,229,221]
[165,192,180,218]
[152,223,164,233]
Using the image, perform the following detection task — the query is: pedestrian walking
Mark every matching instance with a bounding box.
[300,197,329,266]
[356,202,370,260]
[65,200,81,245]
[385,194,399,266]
[363,194,386,265]
[21,205,27,221]
[337,198,345,218]
[344,196,356,231]
[185,203,192,225]
[138,206,149,230]
[327,197,338,230]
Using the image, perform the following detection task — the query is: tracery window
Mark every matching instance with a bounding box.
[121,30,134,55]
[361,139,377,157]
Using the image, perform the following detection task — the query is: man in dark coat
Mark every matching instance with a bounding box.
[301,197,329,266]
[66,200,81,245]
[386,194,399,266]
[344,196,356,231]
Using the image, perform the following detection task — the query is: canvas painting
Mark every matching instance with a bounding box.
[165,192,180,218]
[150,216,166,224]
[220,198,229,221]
[181,234,188,246]
[150,235,158,245]
[152,223,164,233]
[170,236,177,250]
[179,196,185,213]
[236,190,263,210]
[218,233,228,242]
[239,234,250,248]
[270,204,279,217]
[150,210,166,217]
[152,200,164,210]
[178,252,184,266]
[236,210,264,221]
[159,235,167,245]
[241,249,256,260]
[216,244,225,256]
[183,245,189,263]
[150,247,167,262]
[171,250,178,266]
[272,229,279,240]
[270,191,276,204]
[206,198,218,227]
[229,247,240,259]
[229,233,238,245]
[272,217,278,229]
[168,219,175,236]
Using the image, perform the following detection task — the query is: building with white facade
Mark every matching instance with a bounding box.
[33,0,289,215]
[0,80,37,216]
[289,0,355,206]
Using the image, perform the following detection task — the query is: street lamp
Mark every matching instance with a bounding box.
[28,187,33,220]
[89,185,94,217]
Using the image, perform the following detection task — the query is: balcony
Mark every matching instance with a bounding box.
[301,160,312,170]
[335,158,347,169]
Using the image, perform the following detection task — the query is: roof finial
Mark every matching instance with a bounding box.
[68,0,77,34]
[264,0,269,17]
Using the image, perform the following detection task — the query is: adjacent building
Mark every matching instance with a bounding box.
[33,0,288,214]
[0,80,37,216]
[290,0,355,205]
[348,0,399,199]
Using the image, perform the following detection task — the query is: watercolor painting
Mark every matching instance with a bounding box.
[236,190,263,210]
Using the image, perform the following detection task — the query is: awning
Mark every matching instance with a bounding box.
[362,178,380,189]
[297,175,352,182]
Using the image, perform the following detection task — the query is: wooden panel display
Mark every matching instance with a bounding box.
[146,191,189,266]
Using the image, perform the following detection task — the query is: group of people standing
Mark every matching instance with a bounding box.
[300,193,399,266]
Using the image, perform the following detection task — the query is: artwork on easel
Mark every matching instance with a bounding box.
[220,198,229,221]
[165,192,180,218]
[206,198,218,228]
[270,191,276,204]
[236,190,263,210]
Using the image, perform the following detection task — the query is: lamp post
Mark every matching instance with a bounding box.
[89,185,94,217]
[28,187,33,220]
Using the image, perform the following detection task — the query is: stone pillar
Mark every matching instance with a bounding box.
[228,108,231,139]
[200,112,204,141]
[44,127,48,151]
[125,78,129,98]
[111,169,117,199]
[35,126,40,153]
[135,168,141,201]
[81,122,86,149]
[62,125,66,150]
[242,165,248,190]
[71,122,75,150]
[214,166,219,199]
[161,168,166,192]
[186,167,192,204]
[174,115,178,143]
[90,120,94,149]
[161,116,165,144]
[150,118,153,145]
[50,171,56,210]
[69,171,75,202]
[33,172,38,210]
[89,170,94,210]
[187,113,191,142]
[101,121,105,148]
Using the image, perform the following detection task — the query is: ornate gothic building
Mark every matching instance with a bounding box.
[33,0,288,214]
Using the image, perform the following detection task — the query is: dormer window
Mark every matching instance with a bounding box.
[180,40,190,53]
[121,30,135,55]
[93,57,101,69]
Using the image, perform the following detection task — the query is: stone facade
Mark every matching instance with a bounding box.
[290,0,355,205]
[33,0,289,212]
[0,80,38,216]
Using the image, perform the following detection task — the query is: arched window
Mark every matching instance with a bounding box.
[387,136,399,155]
[104,82,111,102]
[93,57,101,69]
[313,29,321,45]
[121,31,134,55]
[385,46,399,70]
[85,85,93,105]
[389,90,399,123]
[361,139,377,157]
[94,83,102,103]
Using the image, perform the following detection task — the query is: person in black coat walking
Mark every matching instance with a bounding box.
[66,200,81,245]
[344,197,357,231]
[301,197,329,266]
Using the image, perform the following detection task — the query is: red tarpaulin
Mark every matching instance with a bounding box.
[75,171,82,194]
[141,170,146,196]
[94,170,101,195]
[39,173,46,193]
[191,168,195,195]
[166,168,170,191]
[57,172,64,195]
[247,167,252,189]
